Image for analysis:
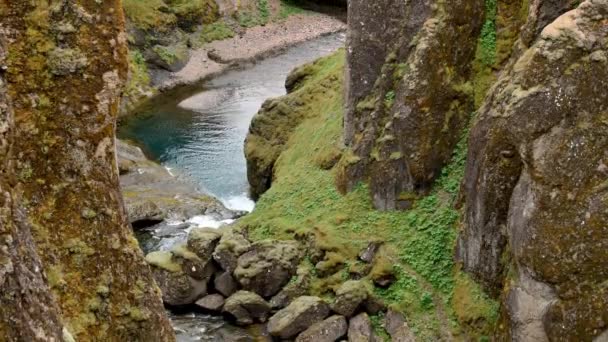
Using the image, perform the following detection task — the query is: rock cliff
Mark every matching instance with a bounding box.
[0,2,173,340]
[458,0,608,339]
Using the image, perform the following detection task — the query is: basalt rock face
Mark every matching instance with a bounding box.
[0,2,173,341]
[0,40,64,342]
[457,0,608,340]
[339,0,485,210]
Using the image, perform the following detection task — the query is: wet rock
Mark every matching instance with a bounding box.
[213,231,252,272]
[247,324,273,342]
[384,309,416,342]
[188,227,222,259]
[234,240,303,298]
[223,291,272,326]
[218,327,255,342]
[195,294,225,312]
[295,315,348,342]
[118,140,234,226]
[146,251,208,306]
[270,264,312,309]
[358,241,383,263]
[214,270,239,297]
[331,280,369,317]
[347,313,378,342]
[268,296,331,339]
[171,244,216,280]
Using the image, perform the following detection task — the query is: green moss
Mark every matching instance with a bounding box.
[452,271,499,338]
[199,21,235,44]
[238,50,499,337]
[145,251,182,273]
[384,90,396,109]
[124,50,153,101]
[122,0,176,31]
[279,0,307,19]
[152,44,188,66]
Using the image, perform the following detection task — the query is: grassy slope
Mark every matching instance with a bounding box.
[239,51,498,340]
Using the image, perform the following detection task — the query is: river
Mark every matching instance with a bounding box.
[119,33,345,341]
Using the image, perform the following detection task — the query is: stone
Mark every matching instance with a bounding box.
[146,251,208,306]
[223,291,272,326]
[195,294,225,312]
[295,315,348,342]
[347,313,378,342]
[267,296,331,339]
[188,227,222,259]
[331,280,369,317]
[213,231,252,272]
[384,309,416,342]
[270,264,312,309]
[362,295,386,315]
[358,241,383,263]
[234,240,303,298]
[214,270,238,297]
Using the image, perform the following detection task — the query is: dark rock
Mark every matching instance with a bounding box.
[347,313,378,342]
[223,291,271,326]
[247,324,273,342]
[188,227,222,259]
[384,309,416,341]
[330,280,369,317]
[145,250,208,306]
[213,231,251,272]
[270,264,312,309]
[268,296,331,339]
[295,315,348,342]
[214,270,238,297]
[195,294,225,312]
[234,240,303,298]
[373,273,396,288]
[358,241,383,263]
[339,0,485,211]
[362,295,386,315]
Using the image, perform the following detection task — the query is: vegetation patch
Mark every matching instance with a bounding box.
[199,21,235,44]
[239,51,499,339]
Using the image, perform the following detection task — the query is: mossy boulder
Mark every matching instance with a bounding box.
[188,227,223,259]
[234,240,303,298]
[213,231,252,272]
[145,249,211,305]
[223,291,272,326]
[267,296,330,339]
[295,315,348,342]
[330,280,370,317]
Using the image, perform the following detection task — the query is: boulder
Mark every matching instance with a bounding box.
[170,244,216,280]
[188,227,222,259]
[331,280,369,317]
[270,264,312,309]
[213,231,252,272]
[214,270,238,297]
[223,291,271,326]
[234,240,303,298]
[384,309,416,342]
[347,313,378,342]
[358,241,383,263]
[362,295,386,315]
[267,296,330,339]
[146,251,208,306]
[195,294,225,312]
[295,315,348,342]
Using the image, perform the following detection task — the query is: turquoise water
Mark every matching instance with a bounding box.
[119,33,345,212]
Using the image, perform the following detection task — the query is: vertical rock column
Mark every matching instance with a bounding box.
[0,36,64,342]
[339,0,484,210]
[458,0,608,339]
[0,2,174,341]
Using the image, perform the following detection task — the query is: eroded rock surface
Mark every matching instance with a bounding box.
[457,0,608,339]
[267,296,330,339]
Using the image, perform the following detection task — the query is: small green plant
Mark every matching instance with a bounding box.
[199,21,235,43]
[258,0,270,24]
[279,0,306,19]
[384,90,396,108]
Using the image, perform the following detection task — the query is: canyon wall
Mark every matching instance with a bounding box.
[0,1,173,340]
[338,0,484,210]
